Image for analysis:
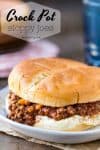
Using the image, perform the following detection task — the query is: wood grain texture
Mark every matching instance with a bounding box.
[0,133,57,150]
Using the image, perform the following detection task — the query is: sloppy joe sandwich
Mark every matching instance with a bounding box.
[7,58,100,131]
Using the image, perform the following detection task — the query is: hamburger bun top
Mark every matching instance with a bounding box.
[8,58,100,107]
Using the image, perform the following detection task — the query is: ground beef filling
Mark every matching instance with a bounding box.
[7,92,100,126]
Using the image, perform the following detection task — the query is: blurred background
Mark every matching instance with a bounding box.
[0,0,84,87]
[24,0,83,60]
[30,0,83,60]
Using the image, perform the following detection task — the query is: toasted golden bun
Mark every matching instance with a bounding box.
[8,58,100,107]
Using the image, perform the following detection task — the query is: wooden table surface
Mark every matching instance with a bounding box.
[0,133,57,150]
[0,0,100,149]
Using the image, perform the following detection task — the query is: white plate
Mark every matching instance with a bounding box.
[0,87,100,144]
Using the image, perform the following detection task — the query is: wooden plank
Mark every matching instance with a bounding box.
[0,133,57,150]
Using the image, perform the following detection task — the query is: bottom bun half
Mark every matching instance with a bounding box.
[34,115,100,131]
